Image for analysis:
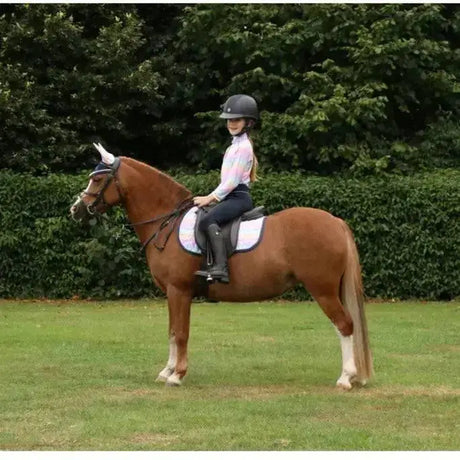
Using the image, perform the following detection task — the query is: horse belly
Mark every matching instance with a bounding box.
[208,218,295,302]
[209,275,295,302]
[209,272,295,302]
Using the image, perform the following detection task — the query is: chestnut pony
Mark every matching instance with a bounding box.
[71,146,373,389]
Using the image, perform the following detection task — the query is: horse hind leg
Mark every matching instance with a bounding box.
[313,294,358,390]
[334,328,359,390]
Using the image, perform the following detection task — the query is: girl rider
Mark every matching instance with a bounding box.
[193,94,259,283]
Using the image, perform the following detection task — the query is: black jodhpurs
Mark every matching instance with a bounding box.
[198,184,253,233]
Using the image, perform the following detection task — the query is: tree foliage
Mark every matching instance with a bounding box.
[0,4,179,172]
[175,4,460,173]
[0,4,458,174]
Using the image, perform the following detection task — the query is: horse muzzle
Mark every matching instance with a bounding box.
[70,197,96,223]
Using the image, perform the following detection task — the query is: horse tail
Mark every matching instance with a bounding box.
[340,221,374,382]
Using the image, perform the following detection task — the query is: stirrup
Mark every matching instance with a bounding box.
[195,269,216,283]
[209,268,229,284]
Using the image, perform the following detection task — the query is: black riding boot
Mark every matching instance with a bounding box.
[207,223,229,283]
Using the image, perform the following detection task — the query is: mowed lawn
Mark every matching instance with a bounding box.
[0,299,458,451]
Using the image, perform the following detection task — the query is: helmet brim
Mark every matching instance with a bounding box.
[220,113,245,119]
[219,113,257,120]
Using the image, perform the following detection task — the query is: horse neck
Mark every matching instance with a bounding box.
[119,157,191,237]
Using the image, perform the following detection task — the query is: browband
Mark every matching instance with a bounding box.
[89,157,121,178]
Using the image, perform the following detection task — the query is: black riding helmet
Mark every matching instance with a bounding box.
[219,94,259,121]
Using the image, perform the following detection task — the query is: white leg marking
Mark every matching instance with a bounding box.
[166,372,183,387]
[156,335,177,382]
[335,329,357,390]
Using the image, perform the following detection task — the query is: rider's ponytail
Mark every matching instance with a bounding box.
[249,137,258,182]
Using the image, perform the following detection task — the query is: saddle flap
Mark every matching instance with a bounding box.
[194,206,243,256]
[180,206,266,256]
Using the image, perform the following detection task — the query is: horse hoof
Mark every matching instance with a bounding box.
[156,368,174,383]
[336,378,353,391]
[336,382,352,391]
[166,374,183,387]
[350,376,367,387]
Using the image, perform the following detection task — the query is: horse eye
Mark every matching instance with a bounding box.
[92,176,102,183]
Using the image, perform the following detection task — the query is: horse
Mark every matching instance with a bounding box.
[70,144,373,390]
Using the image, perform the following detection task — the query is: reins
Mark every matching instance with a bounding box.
[126,197,194,252]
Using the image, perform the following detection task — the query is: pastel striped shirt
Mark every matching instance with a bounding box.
[211,133,253,201]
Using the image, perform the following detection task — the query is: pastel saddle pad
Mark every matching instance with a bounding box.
[179,206,266,255]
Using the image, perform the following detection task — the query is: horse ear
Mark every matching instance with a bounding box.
[93,142,115,165]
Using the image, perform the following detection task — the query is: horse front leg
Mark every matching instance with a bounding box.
[156,285,192,387]
[155,332,177,383]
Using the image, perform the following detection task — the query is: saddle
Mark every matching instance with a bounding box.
[194,205,265,257]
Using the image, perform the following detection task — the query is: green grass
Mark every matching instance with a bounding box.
[0,299,458,450]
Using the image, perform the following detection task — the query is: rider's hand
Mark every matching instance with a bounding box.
[193,195,216,208]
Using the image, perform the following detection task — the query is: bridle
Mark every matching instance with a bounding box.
[81,157,124,215]
[80,156,194,251]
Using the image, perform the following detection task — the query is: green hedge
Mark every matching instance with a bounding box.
[0,169,458,300]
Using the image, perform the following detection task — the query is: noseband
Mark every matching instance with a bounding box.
[82,157,123,215]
